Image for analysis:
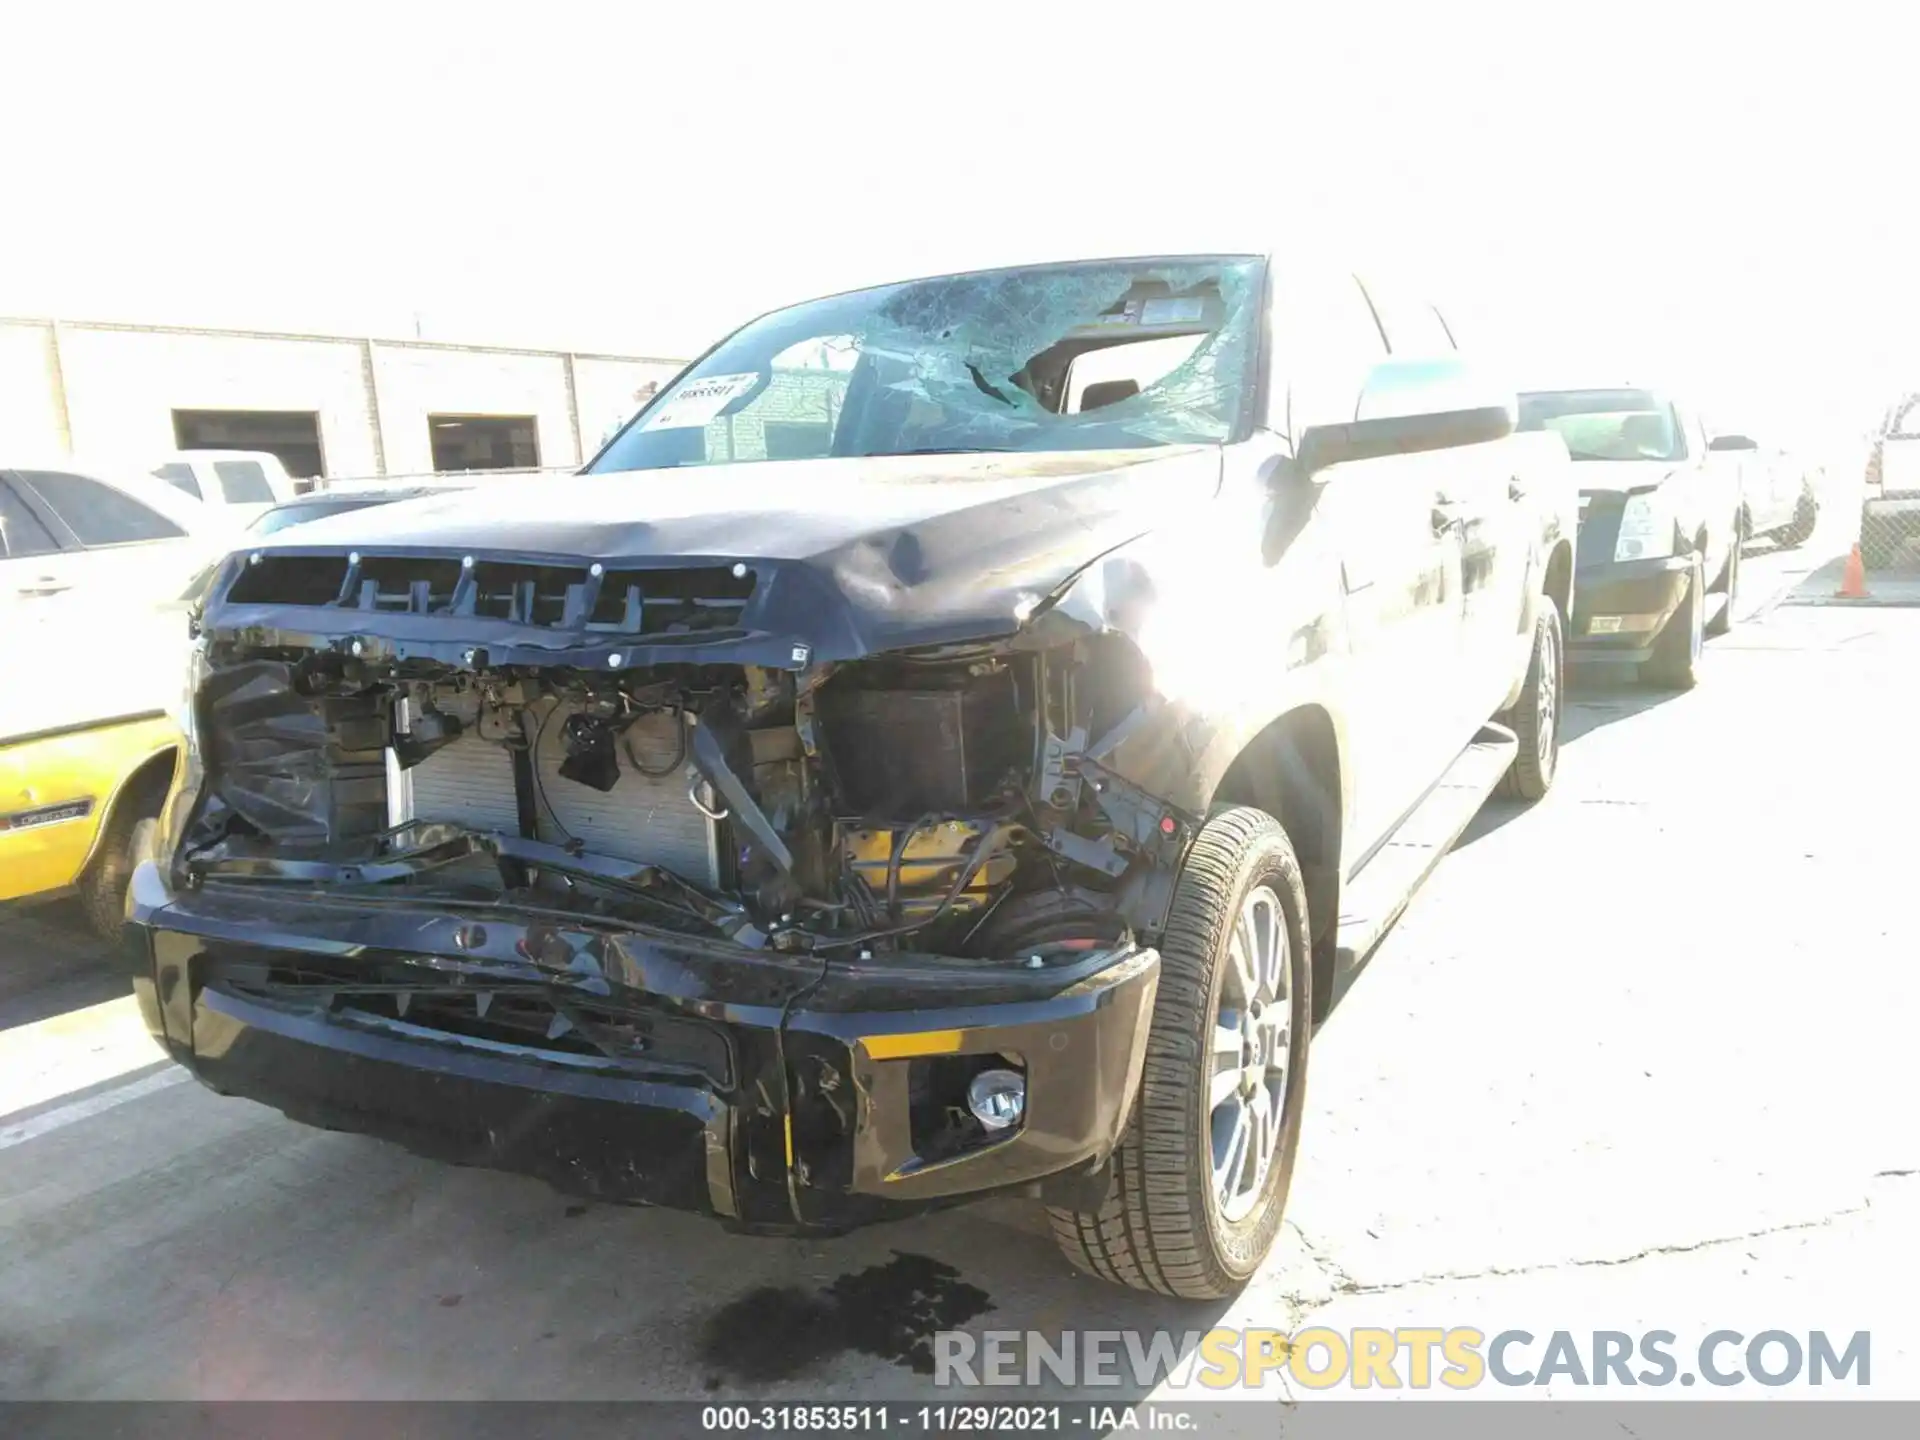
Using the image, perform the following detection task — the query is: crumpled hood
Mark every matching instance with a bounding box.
[223,447,1222,660]
[1574,458,1687,495]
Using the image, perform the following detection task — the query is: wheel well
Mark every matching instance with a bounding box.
[83,748,177,878]
[1544,540,1572,622]
[1211,706,1342,1008]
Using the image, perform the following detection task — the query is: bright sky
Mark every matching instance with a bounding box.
[4,3,1913,451]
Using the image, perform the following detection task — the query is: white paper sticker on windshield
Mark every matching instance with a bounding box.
[640,373,759,430]
[1141,296,1206,326]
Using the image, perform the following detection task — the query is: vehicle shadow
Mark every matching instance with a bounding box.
[1457,668,1680,850]
[0,1103,1253,1410]
[0,904,127,1031]
[1558,666,1682,745]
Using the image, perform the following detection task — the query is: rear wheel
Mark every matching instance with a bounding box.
[1047,807,1311,1298]
[1497,602,1562,801]
[1777,491,1817,548]
[1640,555,1703,691]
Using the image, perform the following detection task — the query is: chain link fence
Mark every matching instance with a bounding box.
[1856,392,1920,572]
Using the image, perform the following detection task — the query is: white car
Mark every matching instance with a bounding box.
[1,461,234,624]
[149,449,300,523]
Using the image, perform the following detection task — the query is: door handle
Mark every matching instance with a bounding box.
[1508,478,1527,503]
[17,577,71,598]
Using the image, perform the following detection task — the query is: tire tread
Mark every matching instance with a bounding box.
[1047,807,1307,1298]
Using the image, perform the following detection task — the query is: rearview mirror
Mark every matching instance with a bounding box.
[1296,357,1515,475]
[1708,434,1758,452]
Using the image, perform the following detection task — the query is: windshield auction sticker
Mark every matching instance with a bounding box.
[641,373,759,430]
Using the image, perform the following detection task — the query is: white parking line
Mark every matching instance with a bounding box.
[0,1066,189,1152]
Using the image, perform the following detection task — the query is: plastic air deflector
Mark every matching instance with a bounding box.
[690,721,794,875]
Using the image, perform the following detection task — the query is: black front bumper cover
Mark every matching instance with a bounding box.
[121,862,1159,1233]
[1569,554,1694,662]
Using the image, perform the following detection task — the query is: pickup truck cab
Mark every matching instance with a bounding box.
[150,450,300,522]
[1519,384,1741,689]
[127,251,1576,1297]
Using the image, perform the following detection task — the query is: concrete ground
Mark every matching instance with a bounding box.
[2,504,1913,1407]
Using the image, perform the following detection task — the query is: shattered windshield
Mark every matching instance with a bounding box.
[589,256,1264,473]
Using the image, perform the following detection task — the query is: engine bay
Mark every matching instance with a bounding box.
[179,636,1193,962]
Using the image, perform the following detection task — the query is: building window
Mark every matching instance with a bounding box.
[428,415,540,472]
[173,410,325,479]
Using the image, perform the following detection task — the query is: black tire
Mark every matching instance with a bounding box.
[1496,602,1562,801]
[79,806,159,943]
[1047,807,1311,1298]
[1776,492,1817,548]
[1705,531,1738,638]
[1640,555,1703,691]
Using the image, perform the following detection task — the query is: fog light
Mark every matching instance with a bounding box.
[967,1069,1026,1131]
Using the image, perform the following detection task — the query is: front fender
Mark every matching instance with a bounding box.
[1018,510,1357,828]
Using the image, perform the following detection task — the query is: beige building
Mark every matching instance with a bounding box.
[0,317,686,481]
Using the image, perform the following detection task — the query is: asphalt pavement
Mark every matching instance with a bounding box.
[3,508,1914,1406]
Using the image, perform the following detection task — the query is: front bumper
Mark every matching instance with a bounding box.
[120,863,1159,1232]
[1568,555,1693,663]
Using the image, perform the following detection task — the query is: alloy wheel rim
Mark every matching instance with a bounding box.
[1210,884,1291,1223]
[1536,621,1558,770]
[1690,565,1704,661]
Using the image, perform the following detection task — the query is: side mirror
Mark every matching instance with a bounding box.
[1296,357,1515,476]
[1708,434,1758,452]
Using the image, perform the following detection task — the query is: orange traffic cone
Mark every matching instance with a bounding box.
[1837,543,1869,599]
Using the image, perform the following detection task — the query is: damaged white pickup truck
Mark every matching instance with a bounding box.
[125,253,1576,1298]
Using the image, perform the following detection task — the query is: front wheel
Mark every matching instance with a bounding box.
[1705,530,1739,638]
[80,808,158,943]
[1047,807,1311,1298]
[1640,555,1704,691]
[1497,602,1562,801]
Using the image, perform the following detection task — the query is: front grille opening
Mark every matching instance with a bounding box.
[206,953,729,1082]
[470,562,589,626]
[356,556,465,613]
[594,566,757,634]
[218,552,757,635]
[227,555,351,607]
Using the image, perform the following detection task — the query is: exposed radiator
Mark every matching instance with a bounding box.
[395,702,720,887]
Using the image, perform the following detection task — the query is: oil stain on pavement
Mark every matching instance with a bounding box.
[698,1251,993,1383]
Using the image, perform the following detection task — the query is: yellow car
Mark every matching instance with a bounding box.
[4,461,209,937]
[2,713,182,939]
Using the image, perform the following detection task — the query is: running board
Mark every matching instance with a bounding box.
[1326,722,1519,1015]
